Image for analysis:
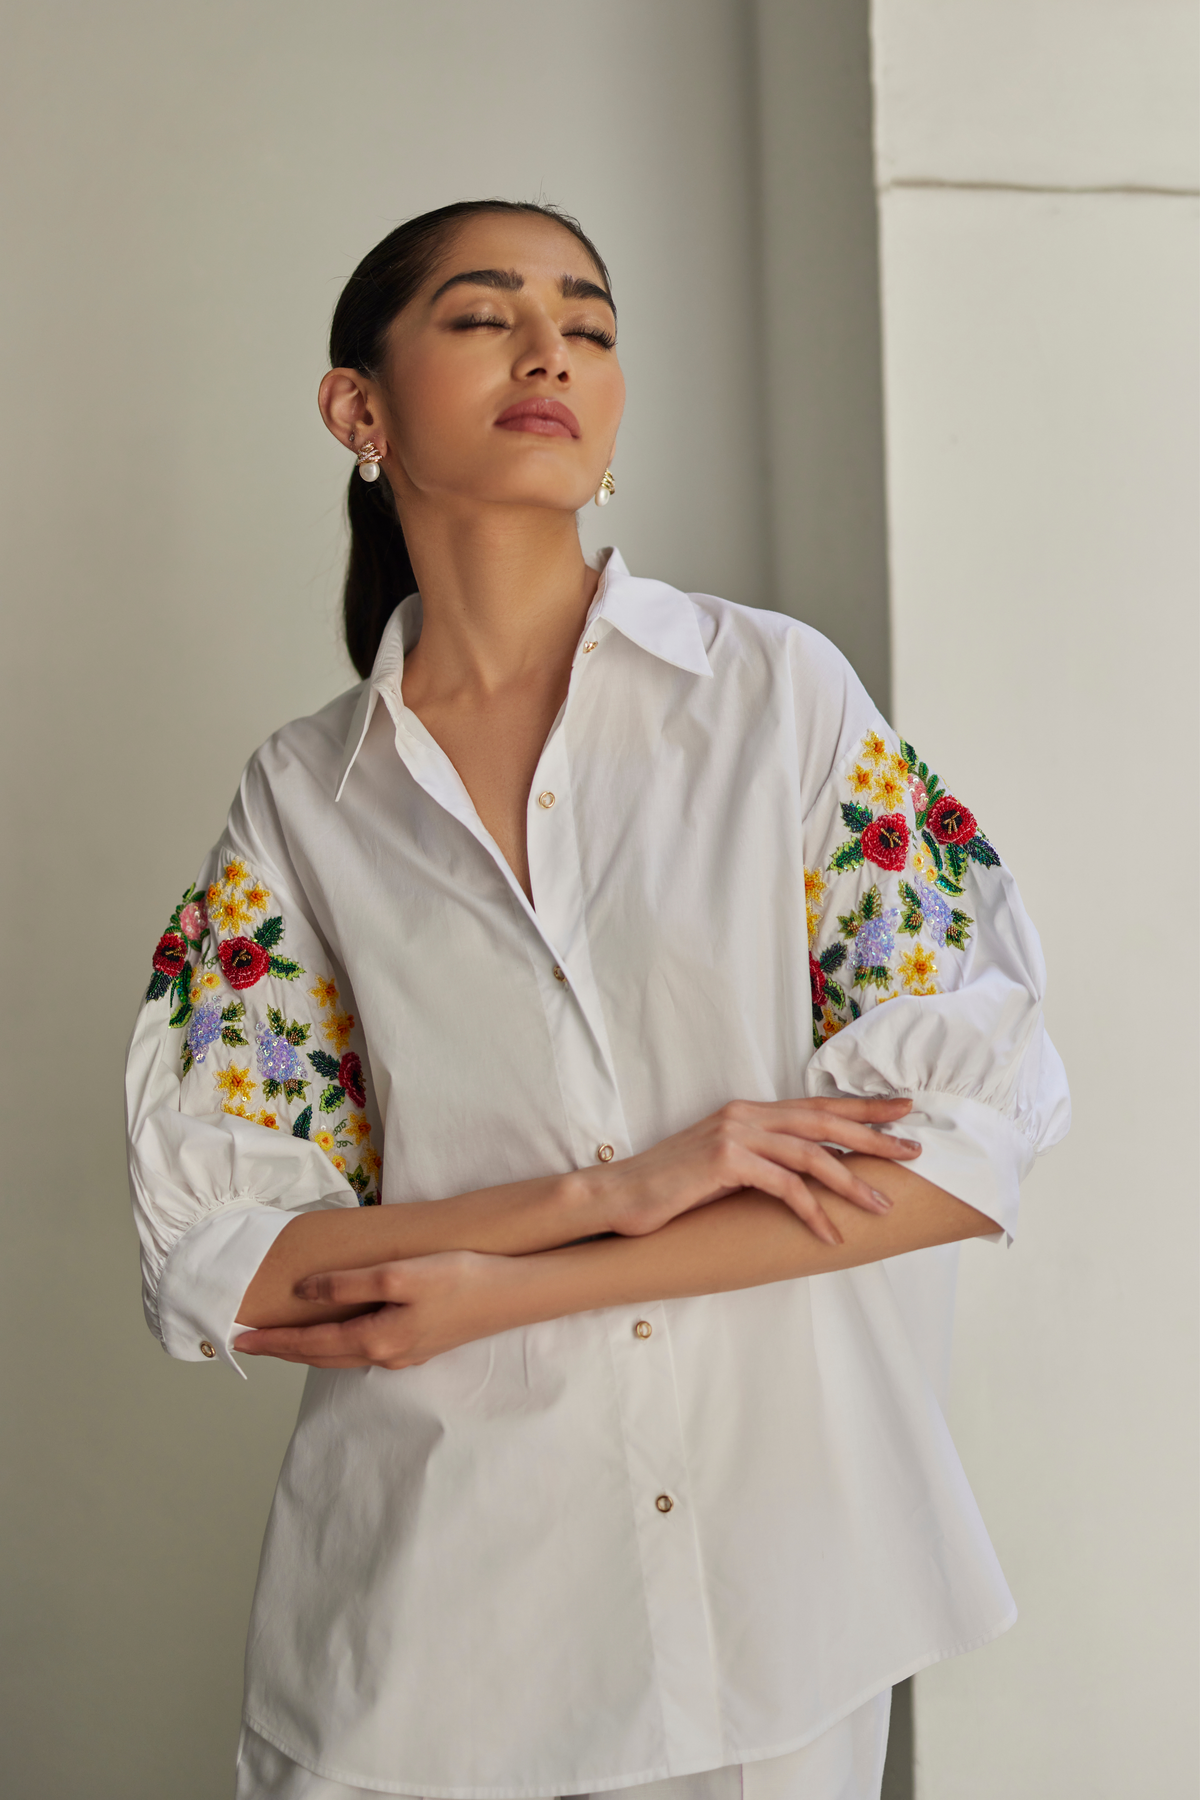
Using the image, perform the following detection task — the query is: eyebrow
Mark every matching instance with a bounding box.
[430,266,616,320]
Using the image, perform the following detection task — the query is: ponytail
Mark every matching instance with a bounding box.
[343,467,418,680]
[330,199,614,678]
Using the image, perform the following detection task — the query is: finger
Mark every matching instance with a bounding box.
[758,1111,923,1159]
[740,1140,892,1217]
[234,1314,387,1359]
[763,1096,913,1121]
[296,1263,420,1307]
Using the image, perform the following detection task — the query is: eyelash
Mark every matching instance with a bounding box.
[453,313,615,351]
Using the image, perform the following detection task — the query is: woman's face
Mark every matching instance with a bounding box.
[367,212,625,518]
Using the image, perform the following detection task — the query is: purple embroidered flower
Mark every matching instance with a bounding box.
[186,1001,222,1065]
[852,908,899,971]
[916,883,953,947]
[255,1020,305,1084]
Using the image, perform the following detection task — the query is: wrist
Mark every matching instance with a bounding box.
[550,1165,616,1239]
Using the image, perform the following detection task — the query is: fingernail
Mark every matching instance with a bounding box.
[871,1190,893,1210]
[901,1138,922,1152]
[295,1279,314,1298]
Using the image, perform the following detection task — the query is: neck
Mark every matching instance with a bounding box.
[398,498,600,702]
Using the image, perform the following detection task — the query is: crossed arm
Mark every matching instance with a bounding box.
[234,1096,997,1369]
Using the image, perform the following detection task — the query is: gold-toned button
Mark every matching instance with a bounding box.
[537,791,556,810]
[597,1143,614,1163]
[655,1493,674,1513]
[581,640,598,653]
[634,1320,653,1339]
[553,965,568,985]
[199,1340,216,1359]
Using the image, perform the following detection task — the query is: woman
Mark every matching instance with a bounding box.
[126,199,1069,1800]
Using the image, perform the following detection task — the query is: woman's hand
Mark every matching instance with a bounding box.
[235,1250,522,1370]
[591,1096,920,1246]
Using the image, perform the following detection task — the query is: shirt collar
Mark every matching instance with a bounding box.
[334,548,711,799]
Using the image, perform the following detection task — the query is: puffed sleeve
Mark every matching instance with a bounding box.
[802,719,1069,1242]
[126,834,382,1372]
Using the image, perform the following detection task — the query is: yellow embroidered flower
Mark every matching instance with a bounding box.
[242,880,272,915]
[323,1010,356,1053]
[820,1008,845,1040]
[887,750,910,782]
[222,1101,252,1119]
[256,1110,280,1131]
[871,769,906,809]
[346,1112,373,1146]
[910,848,937,885]
[363,1147,383,1177]
[860,731,887,767]
[804,866,827,907]
[330,1154,347,1173]
[898,945,939,992]
[211,889,250,933]
[847,764,875,798]
[313,1129,337,1154]
[214,1064,256,1102]
[806,904,821,948]
[190,966,221,1002]
[222,857,248,887]
[309,975,340,1010]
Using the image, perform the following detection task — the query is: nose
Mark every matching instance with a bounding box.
[513,316,571,385]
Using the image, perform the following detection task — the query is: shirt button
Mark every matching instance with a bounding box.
[581,640,598,653]
[634,1320,653,1339]
[597,1143,614,1163]
[655,1494,674,1514]
[553,966,568,985]
[537,791,556,810]
[199,1340,216,1359]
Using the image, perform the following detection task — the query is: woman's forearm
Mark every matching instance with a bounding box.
[238,1169,603,1328]
[493,1156,995,1328]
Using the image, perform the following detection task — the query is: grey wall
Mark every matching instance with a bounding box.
[0,4,889,1795]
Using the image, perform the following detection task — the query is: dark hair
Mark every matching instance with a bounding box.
[330,199,614,678]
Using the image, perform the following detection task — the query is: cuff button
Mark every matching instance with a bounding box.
[199,1340,216,1359]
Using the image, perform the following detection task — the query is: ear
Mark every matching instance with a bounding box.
[318,367,387,454]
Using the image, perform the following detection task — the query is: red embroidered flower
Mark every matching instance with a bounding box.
[339,1051,366,1109]
[809,954,827,1013]
[218,936,270,990]
[152,931,188,978]
[860,813,909,871]
[926,795,976,845]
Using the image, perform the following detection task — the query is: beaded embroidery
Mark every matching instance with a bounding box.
[809,730,1001,1043]
[141,864,380,1203]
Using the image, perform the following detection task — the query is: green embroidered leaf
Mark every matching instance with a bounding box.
[145,970,171,1003]
[828,839,865,874]
[837,908,862,940]
[945,909,974,951]
[812,1019,823,1051]
[841,801,873,833]
[320,1082,346,1113]
[308,1049,341,1078]
[920,829,944,871]
[853,964,892,991]
[347,1165,370,1196]
[267,1006,285,1036]
[181,1042,194,1077]
[825,979,846,1008]
[167,883,196,931]
[282,1078,309,1102]
[899,740,918,773]
[221,1000,245,1024]
[934,874,965,897]
[168,998,193,1031]
[284,1020,311,1048]
[221,1023,249,1048]
[860,884,882,921]
[818,942,847,973]
[898,882,924,935]
[292,1105,312,1140]
[849,998,862,1021]
[967,834,1000,869]
[254,915,285,950]
[944,843,968,882]
[268,955,303,980]
[262,1078,284,1101]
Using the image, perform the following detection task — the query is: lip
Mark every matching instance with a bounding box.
[494,397,581,439]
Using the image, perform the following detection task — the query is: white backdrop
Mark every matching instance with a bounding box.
[872,3,1200,1794]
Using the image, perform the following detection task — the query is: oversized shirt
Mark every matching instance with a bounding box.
[125,549,1070,1799]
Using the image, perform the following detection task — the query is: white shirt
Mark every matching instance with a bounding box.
[126,548,1069,1798]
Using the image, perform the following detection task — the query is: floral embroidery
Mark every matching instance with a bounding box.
[810,730,1003,1035]
[143,866,379,1203]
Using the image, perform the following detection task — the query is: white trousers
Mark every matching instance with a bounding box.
[236,1692,892,1800]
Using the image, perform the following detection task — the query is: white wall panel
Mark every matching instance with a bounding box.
[878,177,1198,1800]
[874,0,1199,190]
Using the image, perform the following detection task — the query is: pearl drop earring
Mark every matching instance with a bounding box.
[594,468,616,507]
[355,440,383,483]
